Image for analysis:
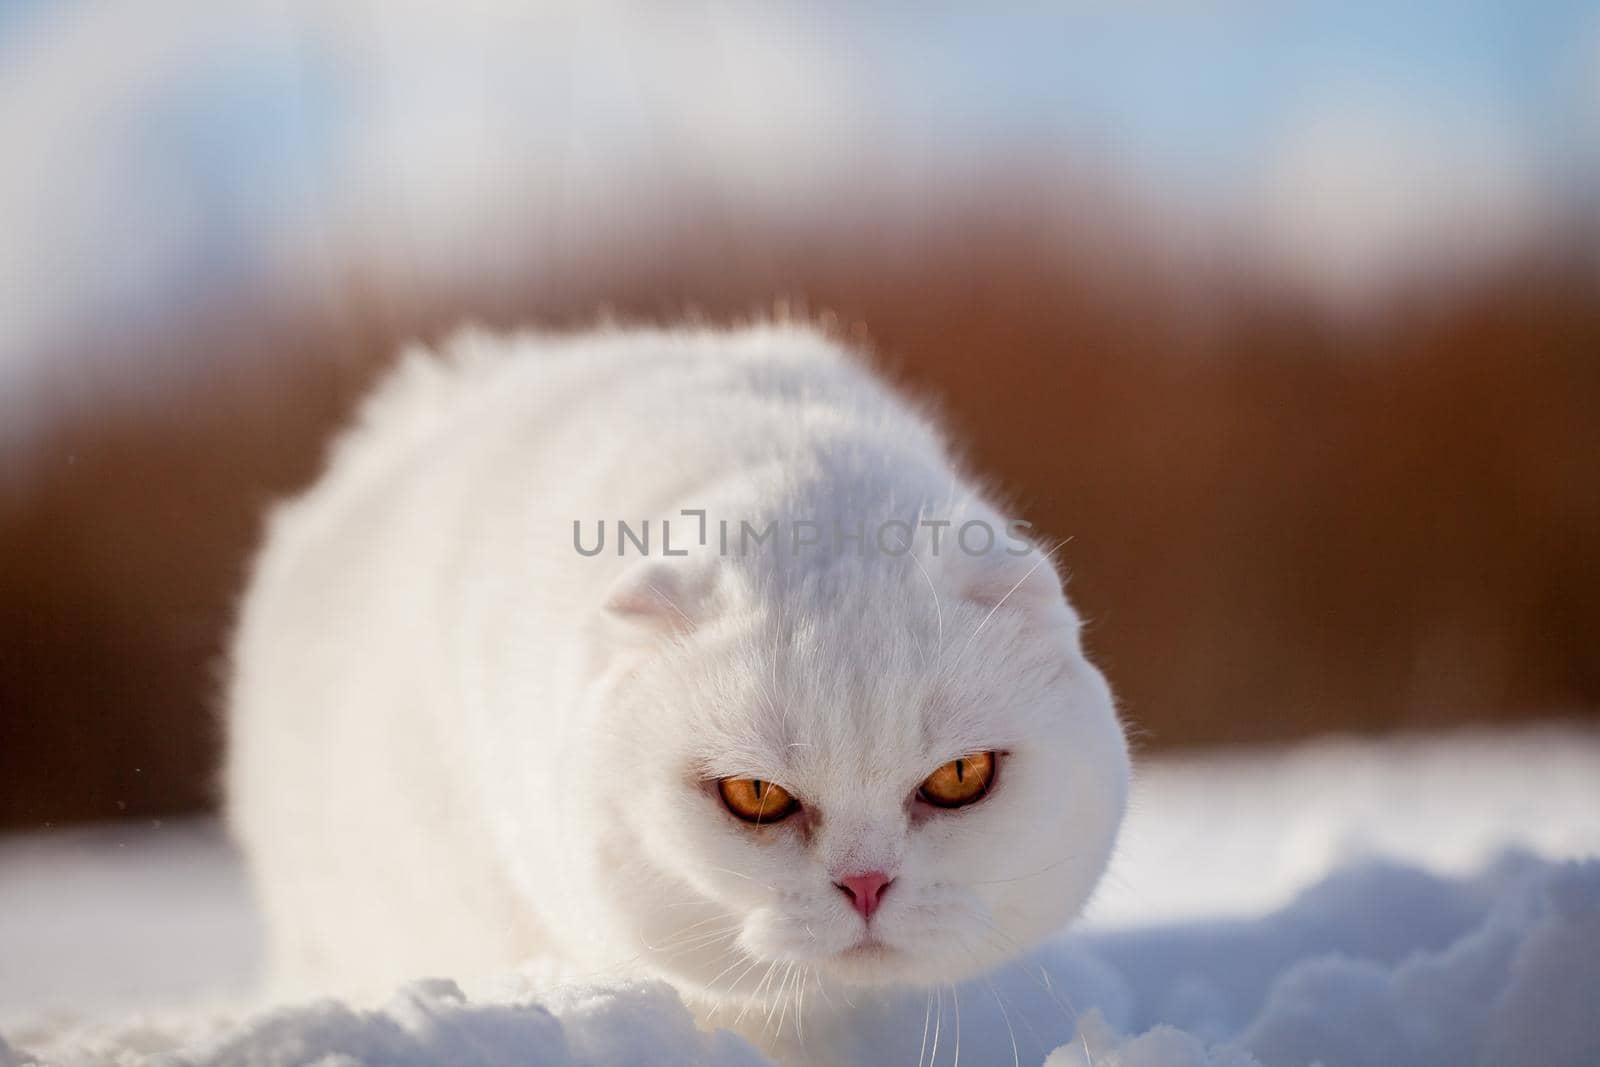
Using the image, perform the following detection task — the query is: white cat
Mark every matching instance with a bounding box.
[226,323,1129,1057]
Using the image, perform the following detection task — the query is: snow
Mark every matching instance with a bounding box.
[2,726,1598,1066]
[0,980,771,1067]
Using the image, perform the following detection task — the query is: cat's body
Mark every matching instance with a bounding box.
[227,324,1128,1056]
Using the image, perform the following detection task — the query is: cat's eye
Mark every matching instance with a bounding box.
[718,777,799,824]
[919,752,996,809]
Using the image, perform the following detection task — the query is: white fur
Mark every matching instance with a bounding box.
[226,323,1129,1055]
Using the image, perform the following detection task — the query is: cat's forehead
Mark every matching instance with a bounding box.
[704,604,1018,782]
[682,541,1066,780]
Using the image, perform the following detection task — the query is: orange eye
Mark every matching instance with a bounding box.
[718,778,799,824]
[919,752,996,809]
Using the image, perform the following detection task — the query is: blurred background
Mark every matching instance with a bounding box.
[2,1,1597,830]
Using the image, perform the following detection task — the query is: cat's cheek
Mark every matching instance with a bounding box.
[738,903,854,963]
[736,906,798,961]
[870,889,993,970]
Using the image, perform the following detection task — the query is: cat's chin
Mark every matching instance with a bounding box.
[722,941,983,993]
[822,941,913,985]
[721,910,1011,991]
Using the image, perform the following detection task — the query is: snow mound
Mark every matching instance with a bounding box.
[6,857,1596,1066]
[1074,856,1600,1067]
[0,980,769,1067]
[1236,858,1600,1067]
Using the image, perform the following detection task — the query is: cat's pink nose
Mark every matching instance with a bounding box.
[835,871,893,920]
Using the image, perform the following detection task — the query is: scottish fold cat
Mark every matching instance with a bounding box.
[226,323,1128,1058]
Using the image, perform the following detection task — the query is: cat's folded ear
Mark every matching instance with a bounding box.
[601,557,722,638]
[955,542,1080,631]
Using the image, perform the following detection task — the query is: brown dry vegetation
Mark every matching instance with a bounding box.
[3,195,1597,828]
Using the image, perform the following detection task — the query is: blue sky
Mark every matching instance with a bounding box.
[5,1,1594,200]
[834,1,1598,198]
[2,0,1594,387]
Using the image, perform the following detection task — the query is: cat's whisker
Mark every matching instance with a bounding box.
[703,947,756,998]
[750,654,786,738]
[771,961,798,1037]
[704,865,777,891]
[719,953,768,1014]
[809,962,835,1011]
[662,915,736,940]
[917,987,934,1067]
[986,976,1021,1067]
[641,582,696,630]
[732,974,762,1026]
[767,641,792,741]
[668,927,742,953]
[762,963,786,1032]
[794,964,811,1046]
[951,979,962,1067]
[790,966,806,1041]
[648,925,741,956]
[893,522,944,668]
[774,961,797,1030]
[641,912,741,952]
[783,964,800,1036]
[626,889,729,913]
[951,842,1095,887]
[732,953,771,999]
[1040,964,1097,1067]
[956,940,1048,1060]
[971,921,1098,1067]
[650,910,737,941]
[690,941,749,984]
[796,965,812,1036]
[784,963,802,1031]
[737,959,781,1026]
[757,969,776,1030]
[944,537,1072,677]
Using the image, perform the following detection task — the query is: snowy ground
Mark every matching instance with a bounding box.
[2,726,1597,1065]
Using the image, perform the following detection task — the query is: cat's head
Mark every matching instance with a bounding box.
[579,523,1128,1004]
